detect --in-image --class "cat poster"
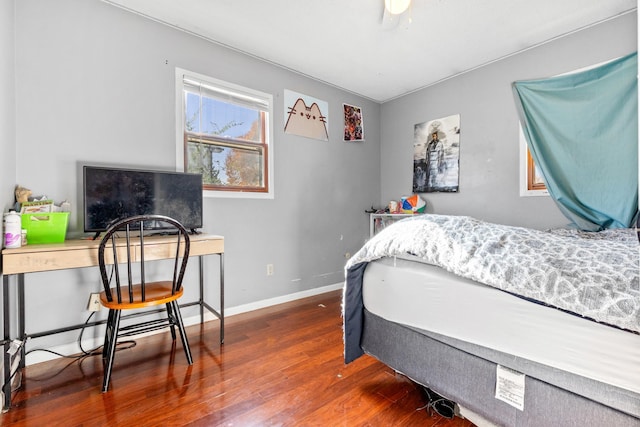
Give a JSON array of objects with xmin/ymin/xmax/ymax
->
[
  {"xmin": 343, "ymin": 104, "xmax": 364, "ymax": 142},
  {"xmin": 284, "ymin": 90, "xmax": 329, "ymax": 141},
  {"xmin": 413, "ymin": 114, "xmax": 460, "ymax": 193}
]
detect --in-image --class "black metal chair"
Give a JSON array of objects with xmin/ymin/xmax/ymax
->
[{"xmin": 98, "ymin": 214, "xmax": 193, "ymax": 392}]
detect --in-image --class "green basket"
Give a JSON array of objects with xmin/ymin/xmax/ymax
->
[{"xmin": 21, "ymin": 212, "xmax": 69, "ymax": 244}]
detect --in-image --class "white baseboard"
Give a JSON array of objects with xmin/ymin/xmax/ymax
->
[
  {"xmin": 457, "ymin": 405, "xmax": 499, "ymax": 427},
  {"xmin": 205, "ymin": 282, "xmax": 343, "ymax": 320},
  {"xmin": 25, "ymin": 283, "xmax": 343, "ymax": 366}
]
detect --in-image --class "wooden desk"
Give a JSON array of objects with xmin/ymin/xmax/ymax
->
[{"xmin": 1, "ymin": 234, "xmax": 224, "ymax": 411}]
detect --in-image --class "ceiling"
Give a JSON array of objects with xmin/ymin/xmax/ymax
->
[{"xmin": 102, "ymin": 0, "xmax": 637, "ymax": 103}]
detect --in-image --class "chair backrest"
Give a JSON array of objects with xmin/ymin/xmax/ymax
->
[{"xmin": 98, "ymin": 215, "xmax": 191, "ymax": 304}]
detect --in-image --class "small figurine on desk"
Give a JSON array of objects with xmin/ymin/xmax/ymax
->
[{"xmin": 14, "ymin": 185, "xmax": 32, "ymax": 211}]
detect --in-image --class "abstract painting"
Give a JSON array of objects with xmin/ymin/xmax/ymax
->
[{"xmin": 343, "ymin": 104, "xmax": 364, "ymax": 142}]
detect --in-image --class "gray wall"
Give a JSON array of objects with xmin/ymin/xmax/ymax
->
[
  {"xmin": 10, "ymin": 0, "xmax": 380, "ymax": 351},
  {"xmin": 381, "ymin": 12, "xmax": 637, "ymax": 230},
  {"xmin": 1, "ymin": 0, "xmax": 16, "ymax": 212}
]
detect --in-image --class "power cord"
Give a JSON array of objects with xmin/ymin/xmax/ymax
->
[
  {"xmin": 21, "ymin": 295, "xmax": 137, "ymax": 386},
  {"xmin": 15, "ymin": 259, "xmax": 144, "ymax": 388},
  {"xmin": 24, "ymin": 311, "xmax": 137, "ymax": 361}
]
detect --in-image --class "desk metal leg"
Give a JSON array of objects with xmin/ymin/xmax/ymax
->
[
  {"xmin": 199, "ymin": 256, "xmax": 204, "ymax": 324},
  {"xmin": 17, "ymin": 274, "xmax": 25, "ymax": 369},
  {"xmin": 3, "ymin": 275, "xmax": 12, "ymax": 412},
  {"xmin": 220, "ymin": 253, "xmax": 224, "ymax": 344},
  {"xmin": 197, "ymin": 253, "xmax": 224, "ymax": 344}
]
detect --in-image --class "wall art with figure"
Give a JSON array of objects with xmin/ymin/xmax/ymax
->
[{"xmin": 413, "ymin": 114, "xmax": 460, "ymax": 193}]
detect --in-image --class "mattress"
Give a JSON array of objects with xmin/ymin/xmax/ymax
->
[
  {"xmin": 362, "ymin": 256, "xmax": 640, "ymax": 400},
  {"xmin": 348, "ymin": 215, "xmax": 639, "ymax": 334}
]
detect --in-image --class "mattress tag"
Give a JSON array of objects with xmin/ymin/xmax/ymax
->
[{"xmin": 495, "ymin": 365, "xmax": 525, "ymax": 410}]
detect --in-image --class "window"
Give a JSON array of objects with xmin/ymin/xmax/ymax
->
[
  {"xmin": 526, "ymin": 149, "xmax": 547, "ymax": 191},
  {"xmin": 518, "ymin": 60, "xmax": 610, "ymax": 198},
  {"xmin": 519, "ymin": 126, "xmax": 549, "ymax": 197},
  {"xmin": 176, "ymin": 69, "xmax": 273, "ymax": 198}
]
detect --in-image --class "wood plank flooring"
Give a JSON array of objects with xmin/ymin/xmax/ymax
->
[{"xmin": 1, "ymin": 290, "xmax": 476, "ymax": 426}]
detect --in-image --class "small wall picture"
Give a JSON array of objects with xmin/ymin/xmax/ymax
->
[
  {"xmin": 284, "ymin": 90, "xmax": 329, "ymax": 141},
  {"xmin": 413, "ymin": 114, "xmax": 460, "ymax": 193},
  {"xmin": 343, "ymin": 104, "xmax": 364, "ymax": 141}
]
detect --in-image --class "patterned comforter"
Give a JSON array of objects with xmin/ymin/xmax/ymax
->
[{"xmin": 343, "ymin": 214, "xmax": 639, "ymax": 363}]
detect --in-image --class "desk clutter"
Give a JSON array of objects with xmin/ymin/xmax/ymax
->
[{"xmin": 3, "ymin": 185, "xmax": 70, "ymax": 248}]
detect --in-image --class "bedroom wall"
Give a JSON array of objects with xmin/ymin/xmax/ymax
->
[
  {"xmin": 380, "ymin": 11, "xmax": 638, "ymax": 230},
  {"xmin": 0, "ymin": 0, "xmax": 16, "ymax": 213},
  {"xmin": 11, "ymin": 0, "xmax": 380, "ymax": 354}
]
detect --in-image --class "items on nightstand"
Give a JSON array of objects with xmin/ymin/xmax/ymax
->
[
  {"xmin": 385, "ymin": 194, "xmax": 427, "ymax": 214},
  {"xmin": 400, "ymin": 194, "xmax": 426, "ymax": 214},
  {"xmin": 368, "ymin": 194, "xmax": 426, "ymax": 237}
]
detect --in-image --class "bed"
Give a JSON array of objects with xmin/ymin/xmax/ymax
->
[{"xmin": 343, "ymin": 214, "xmax": 640, "ymax": 426}]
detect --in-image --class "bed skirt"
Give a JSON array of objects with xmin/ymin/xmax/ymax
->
[{"xmin": 361, "ymin": 309, "xmax": 640, "ymax": 427}]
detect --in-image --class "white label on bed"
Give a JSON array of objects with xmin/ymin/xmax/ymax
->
[{"xmin": 495, "ymin": 365, "xmax": 525, "ymax": 410}]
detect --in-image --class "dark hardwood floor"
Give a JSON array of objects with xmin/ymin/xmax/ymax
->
[{"xmin": 2, "ymin": 290, "xmax": 475, "ymax": 426}]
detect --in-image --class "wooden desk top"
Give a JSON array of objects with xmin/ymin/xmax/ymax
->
[{"xmin": 1, "ymin": 234, "xmax": 223, "ymax": 275}]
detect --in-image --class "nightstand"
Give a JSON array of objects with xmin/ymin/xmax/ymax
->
[{"xmin": 369, "ymin": 213, "xmax": 416, "ymax": 237}]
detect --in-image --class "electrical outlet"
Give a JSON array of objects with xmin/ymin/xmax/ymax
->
[
  {"xmin": 87, "ymin": 293, "xmax": 101, "ymax": 312},
  {"xmin": 345, "ymin": 252, "xmax": 351, "ymax": 259},
  {"xmin": 266, "ymin": 264, "xmax": 274, "ymax": 276}
]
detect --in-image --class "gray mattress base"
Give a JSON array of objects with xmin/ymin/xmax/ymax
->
[{"xmin": 361, "ymin": 309, "xmax": 640, "ymax": 427}]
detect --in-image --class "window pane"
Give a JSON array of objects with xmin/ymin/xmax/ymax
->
[
  {"xmin": 187, "ymin": 139, "xmax": 265, "ymax": 189},
  {"xmin": 185, "ymin": 92, "xmax": 201, "ymax": 133},
  {"xmin": 202, "ymin": 98, "xmax": 262, "ymax": 143},
  {"xmin": 223, "ymin": 145, "xmax": 264, "ymax": 187},
  {"xmin": 185, "ymin": 93, "xmax": 263, "ymax": 143}
]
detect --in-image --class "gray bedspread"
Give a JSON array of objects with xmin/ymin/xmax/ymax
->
[{"xmin": 343, "ymin": 214, "xmax": 639, "ymax": 363}]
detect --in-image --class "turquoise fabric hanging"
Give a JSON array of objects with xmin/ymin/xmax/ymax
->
[{"xmin": 513, "ymin": 52, "xmax": 638, "ymax": 231}]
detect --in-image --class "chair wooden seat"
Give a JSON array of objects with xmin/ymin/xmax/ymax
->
[
  {"xmin": 99, "ymin": 282, "xmax": 183, "ymax": 310},
  {"xmin": 98, "ymin": 214, "xmax": 193, "ymax": 392}
]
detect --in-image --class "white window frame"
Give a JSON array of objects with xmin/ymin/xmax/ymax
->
[{"xmin": 175, "ymin": 68, "xmax": 274, "ymax": 199}]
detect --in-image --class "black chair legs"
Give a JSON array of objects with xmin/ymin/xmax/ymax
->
[
  {"xmin": 171, "ymin": 300, "xmax": 193, "ymax": 365},
  {"xmin": 102, "ymin": 309, "xmax": 116, "ymax": 359},
  {"xmin": 101, "ymin": 304, "xmax": 193, "ymax": 392},
  {"xmin": 102, "ymin": 309, "xmax": 122, "ymax": 392},
  {"xmin": 166, "ymin": 302, "xmax": 177, "ymax": 340}
]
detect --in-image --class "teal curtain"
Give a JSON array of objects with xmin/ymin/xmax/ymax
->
[{"xmin": 513, "ymin": 52, "xmax": 638, "ymax": 231}]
